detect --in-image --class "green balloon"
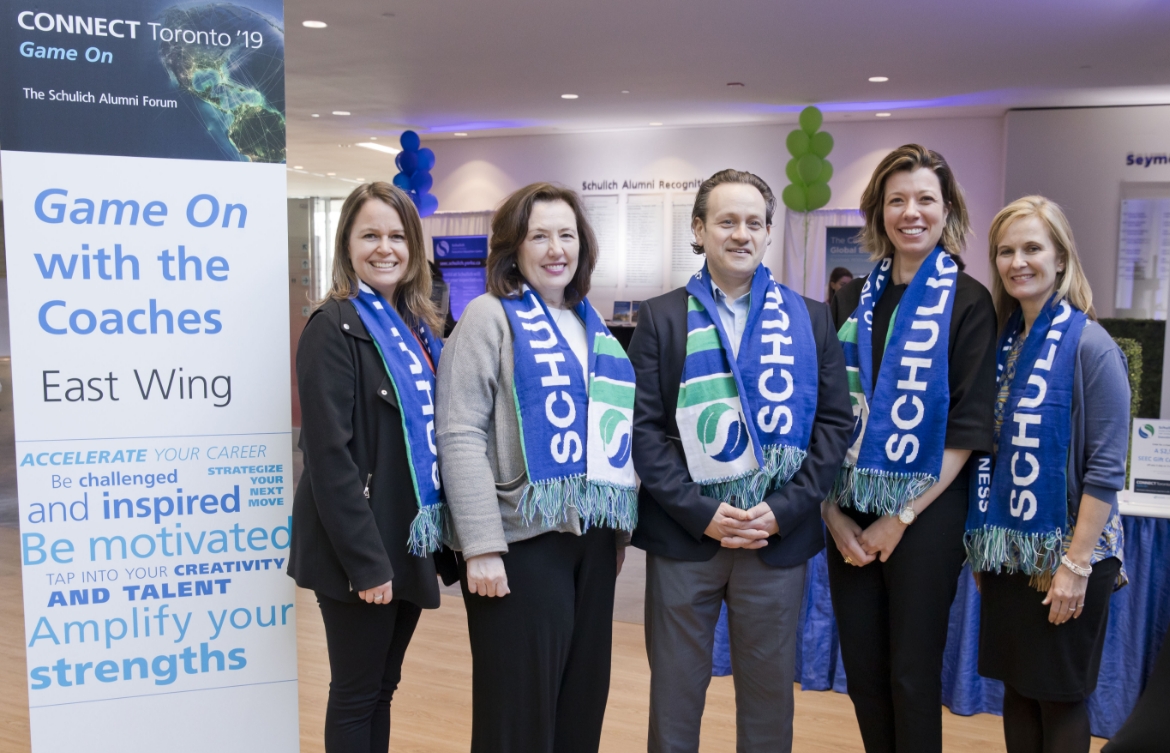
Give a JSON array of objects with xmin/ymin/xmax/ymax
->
[
  {"xmin": 810, "ymin": 131, "xmax": 834, "ymax": 158},
  {"xmin": 782, "ymin": 183, "xmax": 808, "ymax": 213},
  {"xmin": 798, "ymin": 154, "xmax": 823, "ymax": 184},
  {"xmin": 818, "ymin": 159, "xmax": 834, "ymax": 183},
  {"xmin": 799, "ymin": 106, "xmax": 823, "ymax": 135},
  {"xmin": 806, "ymin": 182, "xmax": 831, "ymax": 211},
  {"xmin": 785, "ymin": 157, "xmax": 803, "ymax": 186},
  {"xmin": 786, "ymin": 129, "xmax": 810, "ymax": 157}
]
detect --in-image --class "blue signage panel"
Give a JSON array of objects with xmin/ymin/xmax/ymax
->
[
  {"xmin": 434, "ymin": 235, "xmax": 488, "ymax": 321},
  {"xmin": 825, "ymin": 226, "xmax": 872, "ymax": 283}
]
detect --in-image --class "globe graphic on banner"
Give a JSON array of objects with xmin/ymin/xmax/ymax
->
[{"xmin": 156, "ymin": 3, "xmax": 286, "ymax": 163}]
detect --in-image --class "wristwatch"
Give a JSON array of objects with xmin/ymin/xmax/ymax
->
[{"xmin": 898, "ymin": 506, "xmax": 917, "ymax": 526}]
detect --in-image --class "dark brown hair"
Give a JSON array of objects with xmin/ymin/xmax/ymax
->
[
  {"xmin": 486, "ymin": 183, "xmax": 598, "ymax": 307},
  {"xmin": 690, "ymin": 169, "xmax": 777, "ymax": 254},
  {"xmin": 858, "ymin": 144, "xmax": 970, "ymax": 261},
  {"xmin": 323, "ymin": 182, "xmax": 441, "ymax": 334}
]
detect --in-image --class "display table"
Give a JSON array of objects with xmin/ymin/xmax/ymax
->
[{"xmin": 711, "ymin": 516, "xmax": 1170, "ymax": 738}]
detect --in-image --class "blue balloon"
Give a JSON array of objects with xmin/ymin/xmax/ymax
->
[
  {"xmin": 394, "ymin": 152, "xmax": 404, "ymax": 171},
  {"xmin": 398, "ymin": 150, "xmax": 418, "ymax": 176},
  {"xmin": 392, "ymin": 172, "xmax": 412, "ymax": 190},
  {"xmin": 411, "ymin": 170, "xmax": 433, "ymax": 193},
  {"xmin": 417, "ymin": 148, "xmax": 435, "ymax": 172},
  {"xmin": 418, "ymin": 193, "xmax": 439, "ymax": 217},
  {"xmin": 399, "ymin": 130, "xmax": 421, "ymax": 152}
]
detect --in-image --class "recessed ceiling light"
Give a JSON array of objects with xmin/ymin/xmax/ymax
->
[
  {"xmin": 876, "ymin": 112, "xmax": 892, "ymax": 117},
  {"xmin": 302, "ymin": 20, "xmax": 327, "ymax": 28},
  {"xmin": 454, "ymin": 132, "xmax": 468, "ymax": 136},
  {"xmin": 332, "ymin": 110, "xmax": 350, "ymax": 116},
  {"xmin": 649, "ymin": 122, "xmax": 663, "ymax": 126},
  {"xmin": 356, "ymin": 141, "xmax": 402, "ymax": 155},
  {"xmin": 621, "ymin": 90, "xmax": 630, "ymax": 94},
  {"xmin": 356, "ymin": 178, "xmax": 365, "ymax": 182},
  {"xmin": 868, "ymin": 76, "xmax": 889, "ymax": 82},
  {"xmin": 369, "ymin": 136, "xmax": 377, "ymax": 140},
  {"xmin": 326, "ymin": 172, "xmax": 336, "ymax": 176},
  {"xmin": 561, "ymin": 94, "xmax": 579, "ymax": 99},
  {"xmin": 726, "ymin": 82, "xmax": 745, "ymax": 88},
  {"xmin": 293, "ymin": 165, "xmax": 303, "ymax": 169},
  {"xmin": 311, "ymin": 113, "xmax": 320, "ymax": 118}
]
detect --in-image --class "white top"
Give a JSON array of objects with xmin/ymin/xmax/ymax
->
[{"xmin": 550, "ymin": 306, "xmax": 589, "ymax": 383}]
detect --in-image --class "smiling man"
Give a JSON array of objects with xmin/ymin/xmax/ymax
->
[{"xmin": 628, "ymin": 169, "xmax": 853, "ymax": 753}]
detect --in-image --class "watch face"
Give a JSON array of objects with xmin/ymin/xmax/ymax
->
[{"xmin": 900, "ymin": 508, "xmax": 915, "ymax": 524}]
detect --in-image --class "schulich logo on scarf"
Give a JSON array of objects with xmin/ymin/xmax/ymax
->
[
  {"xmin": 600, "ymin": 409, "xmax": 632, "ymax": 468},
  {"xmin": 696, "ymin": 403, "xmax": 750, "ymax": 462}
]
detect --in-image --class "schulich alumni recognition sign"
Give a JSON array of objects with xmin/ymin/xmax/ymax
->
[{"xmin": 0, "ymin": 1, "xmax": 298, "ymax": 750}]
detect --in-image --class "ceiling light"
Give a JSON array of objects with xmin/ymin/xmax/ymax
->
[
  {"xmin": 649, "ymin": 122, "xmax": 663, "ymax": 126},
  {"xmin": 369, "ymin": 136, "xmax": 377, "ymax": 140},
  {"xmin": 876, "ymin": 112, "xmax": 892, "ymax": 117},
  {"xmin": 621, "ymin": 90, "xmax": 630, "ymax": 94},
  {"xmin": 356, "ymin": 141, "xmax": 402, "ymax": 155},
  {"xmin": 332, "ymin": 110, "xmax": 350, "ymax": 116},
  {"xmin": 561, "ymin": 94, "xmax": 579, "ymax": 99},
  {"xmin": 311, "ymin": 113, "xmax": 320, "ymax": 118},
  {"xmin": 293, "ymin": 165, "xmax": 303, "ymax": 169},
  {"xmin": 356, "ymin": 178, "xmax": 365, "ymax": 182},
  {"xmin": 302, "ymin": 20, "xmax": 327, "ymax": 28},
  {"xmin": 868, "ymin": 76, "xmax": 889, "ymax": 82},
  {"xmin": 326, "ymin": 172, "xmax": 336, "ymax": 176},
  {"xmin": 454, "ymin": 132, "xmax": 468, "ymax": 136}
]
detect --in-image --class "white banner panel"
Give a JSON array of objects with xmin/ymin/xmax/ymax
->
[{"xmin": 0, "ymin": 1, "xmax": 297, "ymax": 749}]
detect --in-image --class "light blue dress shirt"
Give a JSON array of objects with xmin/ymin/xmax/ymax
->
[{"xmin": 710, "ymin": 279, "xmax": 751, "ymax": 358}]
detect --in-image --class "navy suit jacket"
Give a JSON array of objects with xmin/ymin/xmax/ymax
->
[{"xmin": 629, "ymin": 284, "xmax": 854, "ymax": 567}]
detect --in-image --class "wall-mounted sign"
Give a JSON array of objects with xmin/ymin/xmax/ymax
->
[{"xmin": 434, "ymin": 235, "xmax": 488, "ymax": 320}]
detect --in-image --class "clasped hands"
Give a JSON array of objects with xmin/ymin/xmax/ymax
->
[
  {"xmin": 704, "ymin": 502, "xmax": 779, "ymax": 548},
  {"xmin": 822, "ymin": 502, "xmax": 907, "ymax": 566}
]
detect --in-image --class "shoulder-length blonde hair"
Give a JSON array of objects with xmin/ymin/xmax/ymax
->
[
  {"xmin": 322, "ymin": 182, "xmax": 441, "ymax": 334},
  {"xmin": 858, "ymin": 144, "xmax": 970, "ymax": 261},
  {"xmin": 987, "ymin": 196, "xmax": 1095, "ymax": 331}
]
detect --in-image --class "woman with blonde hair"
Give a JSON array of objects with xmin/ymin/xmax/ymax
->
[
  {"xmin": 287, "ymin": 182, "xmax": 445, "ymax": 752},
  {"xmin": 966, "ymin": 196, "xmax": 1128, "ymax": 753},
  {"xmin": 824, "ymin": 144, "xmax": 999, "ymax": 752}
]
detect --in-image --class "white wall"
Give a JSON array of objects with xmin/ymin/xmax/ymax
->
[
  {"xmin": 425, "ymin": 116, "xmax": 1005, "ymax": 313},
  {"xmin": 1005, "ymin": 105, "xmax": 1170, "ymax": 318}
]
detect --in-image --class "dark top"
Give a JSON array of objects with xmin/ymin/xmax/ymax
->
[
  {"xmin": 286, "ymin": 298, "xmax": 440, "ymax": 608},
  {"xmin": 629, "ymin": 286, "xmax": 855, "ymax": 567},
  {"xmin": 830, "ymin": 270, "xmax": 997, "ymax": 454}
]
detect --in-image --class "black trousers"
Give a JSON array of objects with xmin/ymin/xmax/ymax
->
[
  {"xmin": 826, "ymin": 478, "xmax": 969, "ymax": 753},
  {"xmin": 461, "ymin": 527, "xmax": 617, "ymax": 753},
  {"xmin": 316, "ymin": 593, "xmax": 423, "ymax": 753}
]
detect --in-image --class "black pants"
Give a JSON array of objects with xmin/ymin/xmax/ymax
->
[
  {"xmin": 461, "ymin": 527, "xmax": 617, "ymax": 753},
  {"xmin": 826, "ymin": 478, "xmax": 969, "ymax": 753},
  {"xmin": 1002, "ymin": 683, "xmax": 1091, "ymax": 753},
  {"xmin": 316, "ymin": 593, "xmax": 423, "ymax": 753}
]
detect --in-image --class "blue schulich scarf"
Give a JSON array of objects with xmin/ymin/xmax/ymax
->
[
  {"xmin": 965, "ymin": 297, "xmax": 1087, "ymax": 582},
  {"xmin": 835, "ymin": 245, "xmax": 957, "ymax": 515},
  {"xmin": 499, "ymin": 285, "xmax": 638, "ymax": 532},
  {"xmin": 675, "ymin": 264, "xmax": 818, "ymax": 507},
  {"xmin": 350, "ymin": 283, "xmax": 445, "ymax": 556}
]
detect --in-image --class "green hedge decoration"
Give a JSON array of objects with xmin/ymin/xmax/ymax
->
[
  {"xmin": 1100, "ymin": 318, "xmax": 1163, "ymax": 418},
  {"xmin": 1113, "ymin": 337, "xmax": 1142, "ymax": 488},
  {"xmin": 782, "ymin": 106, "xmax": 833, "ymax": 213}
]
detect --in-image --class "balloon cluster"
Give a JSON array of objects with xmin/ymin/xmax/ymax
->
[
  {"xmin": 782, "ymin": 107, "xmax": 834, "ymax": 213},
  {"xmin": 391, "ymin": 130, "xmax": 439, "ymax": 217}
]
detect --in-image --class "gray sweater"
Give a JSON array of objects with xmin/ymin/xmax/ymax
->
[
  {"xmin": 436, "ymin": 294, "xmax": 587, "ymax": 557},
  {"xmin": 1068, "ymin": 320, "xmax": 1130, "ymax": 515}
]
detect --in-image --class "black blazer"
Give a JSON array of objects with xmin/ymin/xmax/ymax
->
[
  {"xmin": 287, "ymin": 299, "xmax": 441, "ymax": 607},
  {"xmin": 629, "ymin": 284, "xmax": 854, "ymax": 567}
]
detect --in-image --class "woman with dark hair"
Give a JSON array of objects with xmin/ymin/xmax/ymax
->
[
  {"xmin": 968, "ymin": 196, "xmax": 1128, "ymax": 753},
  {"xmin": 824, "ymin": 144, "xmax": 998, "ymax": 752},
  {"xmin": 826, "ymin": 266, "xmax": 854, "ymax": 303},
  {"xmin": 287, "ymin": 182, "xmax": 445, "ymax": 752},
  {"xmin": 435, "ymin": 183, "xmax": 637, "ymax": 752}
]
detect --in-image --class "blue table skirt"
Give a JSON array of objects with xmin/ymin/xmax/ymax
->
[{"xmin": 712, "ymin": 515, "xmax": 1170, "ymax": 738}]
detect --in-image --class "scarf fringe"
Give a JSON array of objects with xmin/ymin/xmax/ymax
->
[
  {"xmin": 963, "ymin": 525, "xmax": 1063, "ymax": 592},
  {"xmin": 579, "ymin": 480, "xmax": 639, "ymax": 532},
  {"xmin": 833, "ymin": 465, "xmax": 936, "ymax": 516},
  {"xmin": 519, "ymin": 475, "xmax": 638, "ymax": 532},
  {"xmin": 407, "ymin": 503, "xmax": 446, "ymax": 557},
  {"xmin": 701, "ymin": 444, "xmax": 807, "ymax": 509}
]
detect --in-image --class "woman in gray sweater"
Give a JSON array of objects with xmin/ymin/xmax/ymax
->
[
  {"xmin": 435, "ymin": 183, "xmax": 636, "ymax": 753},
  {"xmin": 966, "ymin": 196, "xmax": 1129, "ymax": 753}
]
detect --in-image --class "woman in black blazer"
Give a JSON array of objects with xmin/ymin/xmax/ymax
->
[{"xmin": 287, "ymin": 182, "xmax": 445, "ymax": 752}]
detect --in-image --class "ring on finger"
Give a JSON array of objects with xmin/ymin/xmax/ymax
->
[{"xmin": 844, "ymin": 556, "xmax": 854, "ymax": 565}]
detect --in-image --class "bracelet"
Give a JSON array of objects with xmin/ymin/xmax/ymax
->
[{"xmin": 1061, "ymin": 555, "xmax": 1092, "ymax": 578}]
